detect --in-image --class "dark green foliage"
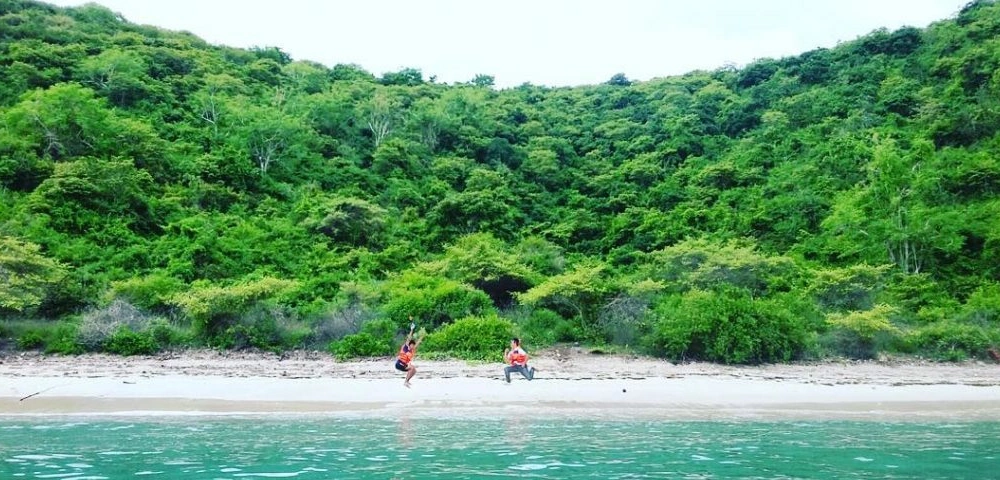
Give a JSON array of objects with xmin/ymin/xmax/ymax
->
[
  {"xmin": 515, "ymin": 308, "xmax": 573, "ymax": 346},
  {"xmin": 330, "ymin": 332, "xmax": 387, "ymax": 360},
  {"xmin": 646, "ymin": 288, "xmax": 811, "ymax": 364},
  {"xmin": 905, "ymin": 321, "xmax": 999, "ymax": 361},
  {"xmin": 422, "ymin": 315, "xmax": 515, "ymax": 361},
  {"xmin": 43, "ymin": 322, "xmax": 83, "ymax": 355},
  {"xmin": 329, "ymin": 318, "xmax": 398, "ymax": 360},
  {"xmin": 104, "ymin": 326, "xmax": 158, "ymax": 356},
  {"xmin": 16, "ymin": 331, "xmax": 45, "ymax": 350}
]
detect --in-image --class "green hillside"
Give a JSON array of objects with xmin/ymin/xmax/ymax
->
[{"xmin": 2, "ymin": 0, "xmax": 999, "ymax": 362}]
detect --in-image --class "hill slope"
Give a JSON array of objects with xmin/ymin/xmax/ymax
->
[{"xmin": 1, "ymin": 0, "xmax": 999, "ymax": 362}]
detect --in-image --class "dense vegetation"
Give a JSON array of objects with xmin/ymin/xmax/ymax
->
[{"xmin": 2, "ymin": 0, "xmax": 999, "ymax": 363}]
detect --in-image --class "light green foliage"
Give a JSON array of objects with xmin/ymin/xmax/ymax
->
[
  {"xmin": 512, "ymin": 307, "xmax": 580, "ymax": 345},
  {"xmin": 27, "ymin": 157, "xmax": 155, "ymax": 234},
  {"xmin": 107, "ymin": 273, "xmax": 185, "ymax": 311},
  {"xmin": 514, "ymin": 237, "xmax": 566, "ymax": 276},
  {"xmin": 807, "ymin": 264, "xmax": 893, "ymax": 312},
  {"xmin": 169, "ymin": 277, "xmax": 299, "ymax": 336},
  {"xmin": 960, "ymin": 283, "xmax": 1000, "ymax": 325},
  {"xmin": 826, "ymin": 304, "xmax": 901, "ymax": 341},
  {"xmin": 421, "ymin": 315, "xmax": 514, "ymax": 361},
  {"xmin": 821, "ymin": 138, "xmax": 965, "ymax": 274},
  {"xmin": 518, "ymin": 263, "xmax": 608, "ymax": 323},
  {"xmin": 422, "ymin": 233, "xmax": 540, "ymax": 307},
  {"xmin": 643, "ymin": 238, "xmax": 801, "ymax": 297},
  {"xmin": 0, "ymin": 235, "xmax": 66, "ymax": 314},
  {"xmin": 824, "ymin": 304, "xmax": 901, "ymax": 359}
]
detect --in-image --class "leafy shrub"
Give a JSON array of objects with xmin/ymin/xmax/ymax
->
[
  {"xmin": 823, "ymin": 304, "xmax": 901, "ymax": 359},
  {"xmin": 149, "ymin": 319, "xmax": 189, "ymax": 348},
  {"xmin": 905, "ymin": 322, "xmax": 998, "ymax": 361},
  {"xmin": 960, "ymin": 283, "xmax": 1000, "ymax": 325},
  {"xmin": 381, "ymin": 272, "xmax": 494, "ymax": 328},
  {"xmin": 641, "ymin": 238, "xmax": 802, "ymax": 297},
  {"xmin": 422, "ymin": 315, "xmax": 514, "ymax": 361},
  {"xmin": 169, "ymin": 277, "xmax": 299, "ymax": 338},
  {"xmin": 882, "ymin": 273, "xmax": 956, "ymax": 321},
  {"xmin": 328, "ymin": 318, "xmax": 398, "ymax": 360},
  {"xmin": 105, "ymin": 326, "xmax": 159, "ymax": 356},
  {"xmin": 77, "ymin": 300, "xmax": 153, "ymax": 351},
  {"xmin": 514, "ymin": 308, "xmax": 563, "ymax": 346},
  {"xmin": 645, "ymin": 288, "xmax": 810, "ymax": 364},
  {"xmin": 211, "ymin": 306, "xmax": 300, "ymax": 352},
  {"xmin": 330, "ymin": 333, "xmax": 386, "ymax": 360},
  {"xmin": 310, "ymin": 301, "xmax": 376, "ymax": 347},
  {"xmin": 16, "ymin": 331, "xmax": 45, "ymax": 350},
  {"xmin": 107, "ymin": 273, "xmax": 185, "ymax": 311},
  {"xmin": 44, "ymin": 322, "xmax": 83, "ymax": 355},
  {"xmin": 807, "ymin": 264, "xmax": 891, "ymax": 312}
]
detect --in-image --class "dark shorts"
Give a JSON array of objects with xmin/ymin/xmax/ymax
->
[{"xmin": 395, "ymin": 359, "xmax": 409, "ymax": 372}]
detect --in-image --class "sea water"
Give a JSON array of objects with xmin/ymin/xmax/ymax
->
[{"xmin": 1, "ymin": 417, "xmax": 997, "ymax": 479}]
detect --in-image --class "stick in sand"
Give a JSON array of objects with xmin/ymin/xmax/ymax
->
[{"xmin": 19, "ymin": 385, "xmax": 61, "ymax": 402}]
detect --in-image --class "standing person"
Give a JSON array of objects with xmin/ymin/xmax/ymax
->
[
  {"xmin": 503, "ymin": 337, "xmax": 536, "ymax": 383},
  {"xmin": 395, "ymin": 317, "xmax": 424, "ymax": 388}
]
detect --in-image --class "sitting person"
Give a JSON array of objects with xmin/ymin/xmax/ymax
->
[{"xmin": 503, "ymin": 337, "xmax": 536, "ymax": 383}]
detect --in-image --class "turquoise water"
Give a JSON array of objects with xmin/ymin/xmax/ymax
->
[{"xmin": 2, "ymin": 417, "xmax": 998, "ymax": 479}]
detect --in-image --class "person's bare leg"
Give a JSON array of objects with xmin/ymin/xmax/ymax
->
[{"xmin": 404, "ymin": 365, "xmax": 416, "ymax": 387}]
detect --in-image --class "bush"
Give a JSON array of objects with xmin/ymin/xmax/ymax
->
[
  {"xmin": 204, "ymin": 304, "xmax": 308, "ymax": 352},
  {"xmin": 808, "ymin": 264, "xmax": 891, "ymax": 312},
  {"xmin": 514, "ymin": 308, "xmax": 562, "ymax": 346},
  {"xmin": 905, "ymin": 322, "xmax": 998, "ymax": 361},
  {"xmin": 824, "ymin": 304, "xmax": 901, "ymax": 359},
  {"xmin": 380, "ymin": 272, "xmax": 494, "ymax": 328},
  {"xmin": 961, "ymin": 283, "xmax": 1000, "ymax": 325},
  {"xmin": 328, "ymin": 318, "xmax": 398, "ymax": 360},
  {"xmin": 16, "ymin": 331, "xmax": 45, "ymax": 350},
  {"xmin": 77, "ymin": 300, "xmax": 153, "ymax": 351},
  {"xmin": 149, "ymin": 319, "xmax": 190, "ymax": 349},
  {"xmin": 169, "ymin": 277, "xmax": 299, "ymax": 338},
  {"xmin": 330, "ymin": 332, "xmax": 387, "ymax": 360},
  {"xmin": 107, "ymin": 273, "xmax": 185, "ymax": 311},
  {"xmin": 44, "ymin": 322, "xmax": 83, "ymax": 355},
  {"xmin": 105, "ymin": 326, "xmax": 159, "ymax": 356},
  {"xmin": 645, "ymin": 288, "xmax": 811, "ymax": 364},
  {"xmin": 310, "ymin": 301, "xmax": 376, "ymax": 347},
  {"xmin": 422, "ymin": 315, "xmax": 514, "ymax": 361}
]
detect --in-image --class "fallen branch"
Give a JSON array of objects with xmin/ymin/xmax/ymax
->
[{"xmin": 19, "ymin": 385, "xmax": 60, "ymax": 402}]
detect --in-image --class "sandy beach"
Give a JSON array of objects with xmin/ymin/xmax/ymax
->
[{"xmin": 2, "ymin": 349, "xmax": 999, "ymax": 420}]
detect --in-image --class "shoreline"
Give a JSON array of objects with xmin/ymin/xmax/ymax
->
[{"xmin": 2, "ymin": 351, "xmax": 999, "ymax": 419}]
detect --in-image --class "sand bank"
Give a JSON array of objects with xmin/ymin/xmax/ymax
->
[{"xmin": 2, "ymin": 351, "xmax": 998, "ymax": 419}]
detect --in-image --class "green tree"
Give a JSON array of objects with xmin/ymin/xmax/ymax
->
[{"xmin": 0, "ymin": 236, "xmax": 67, "ymax": 315}]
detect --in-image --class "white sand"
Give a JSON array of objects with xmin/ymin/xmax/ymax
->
[{"xmin": 2, "ymin": 350, "xmax": 999, "ymax": 419}]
